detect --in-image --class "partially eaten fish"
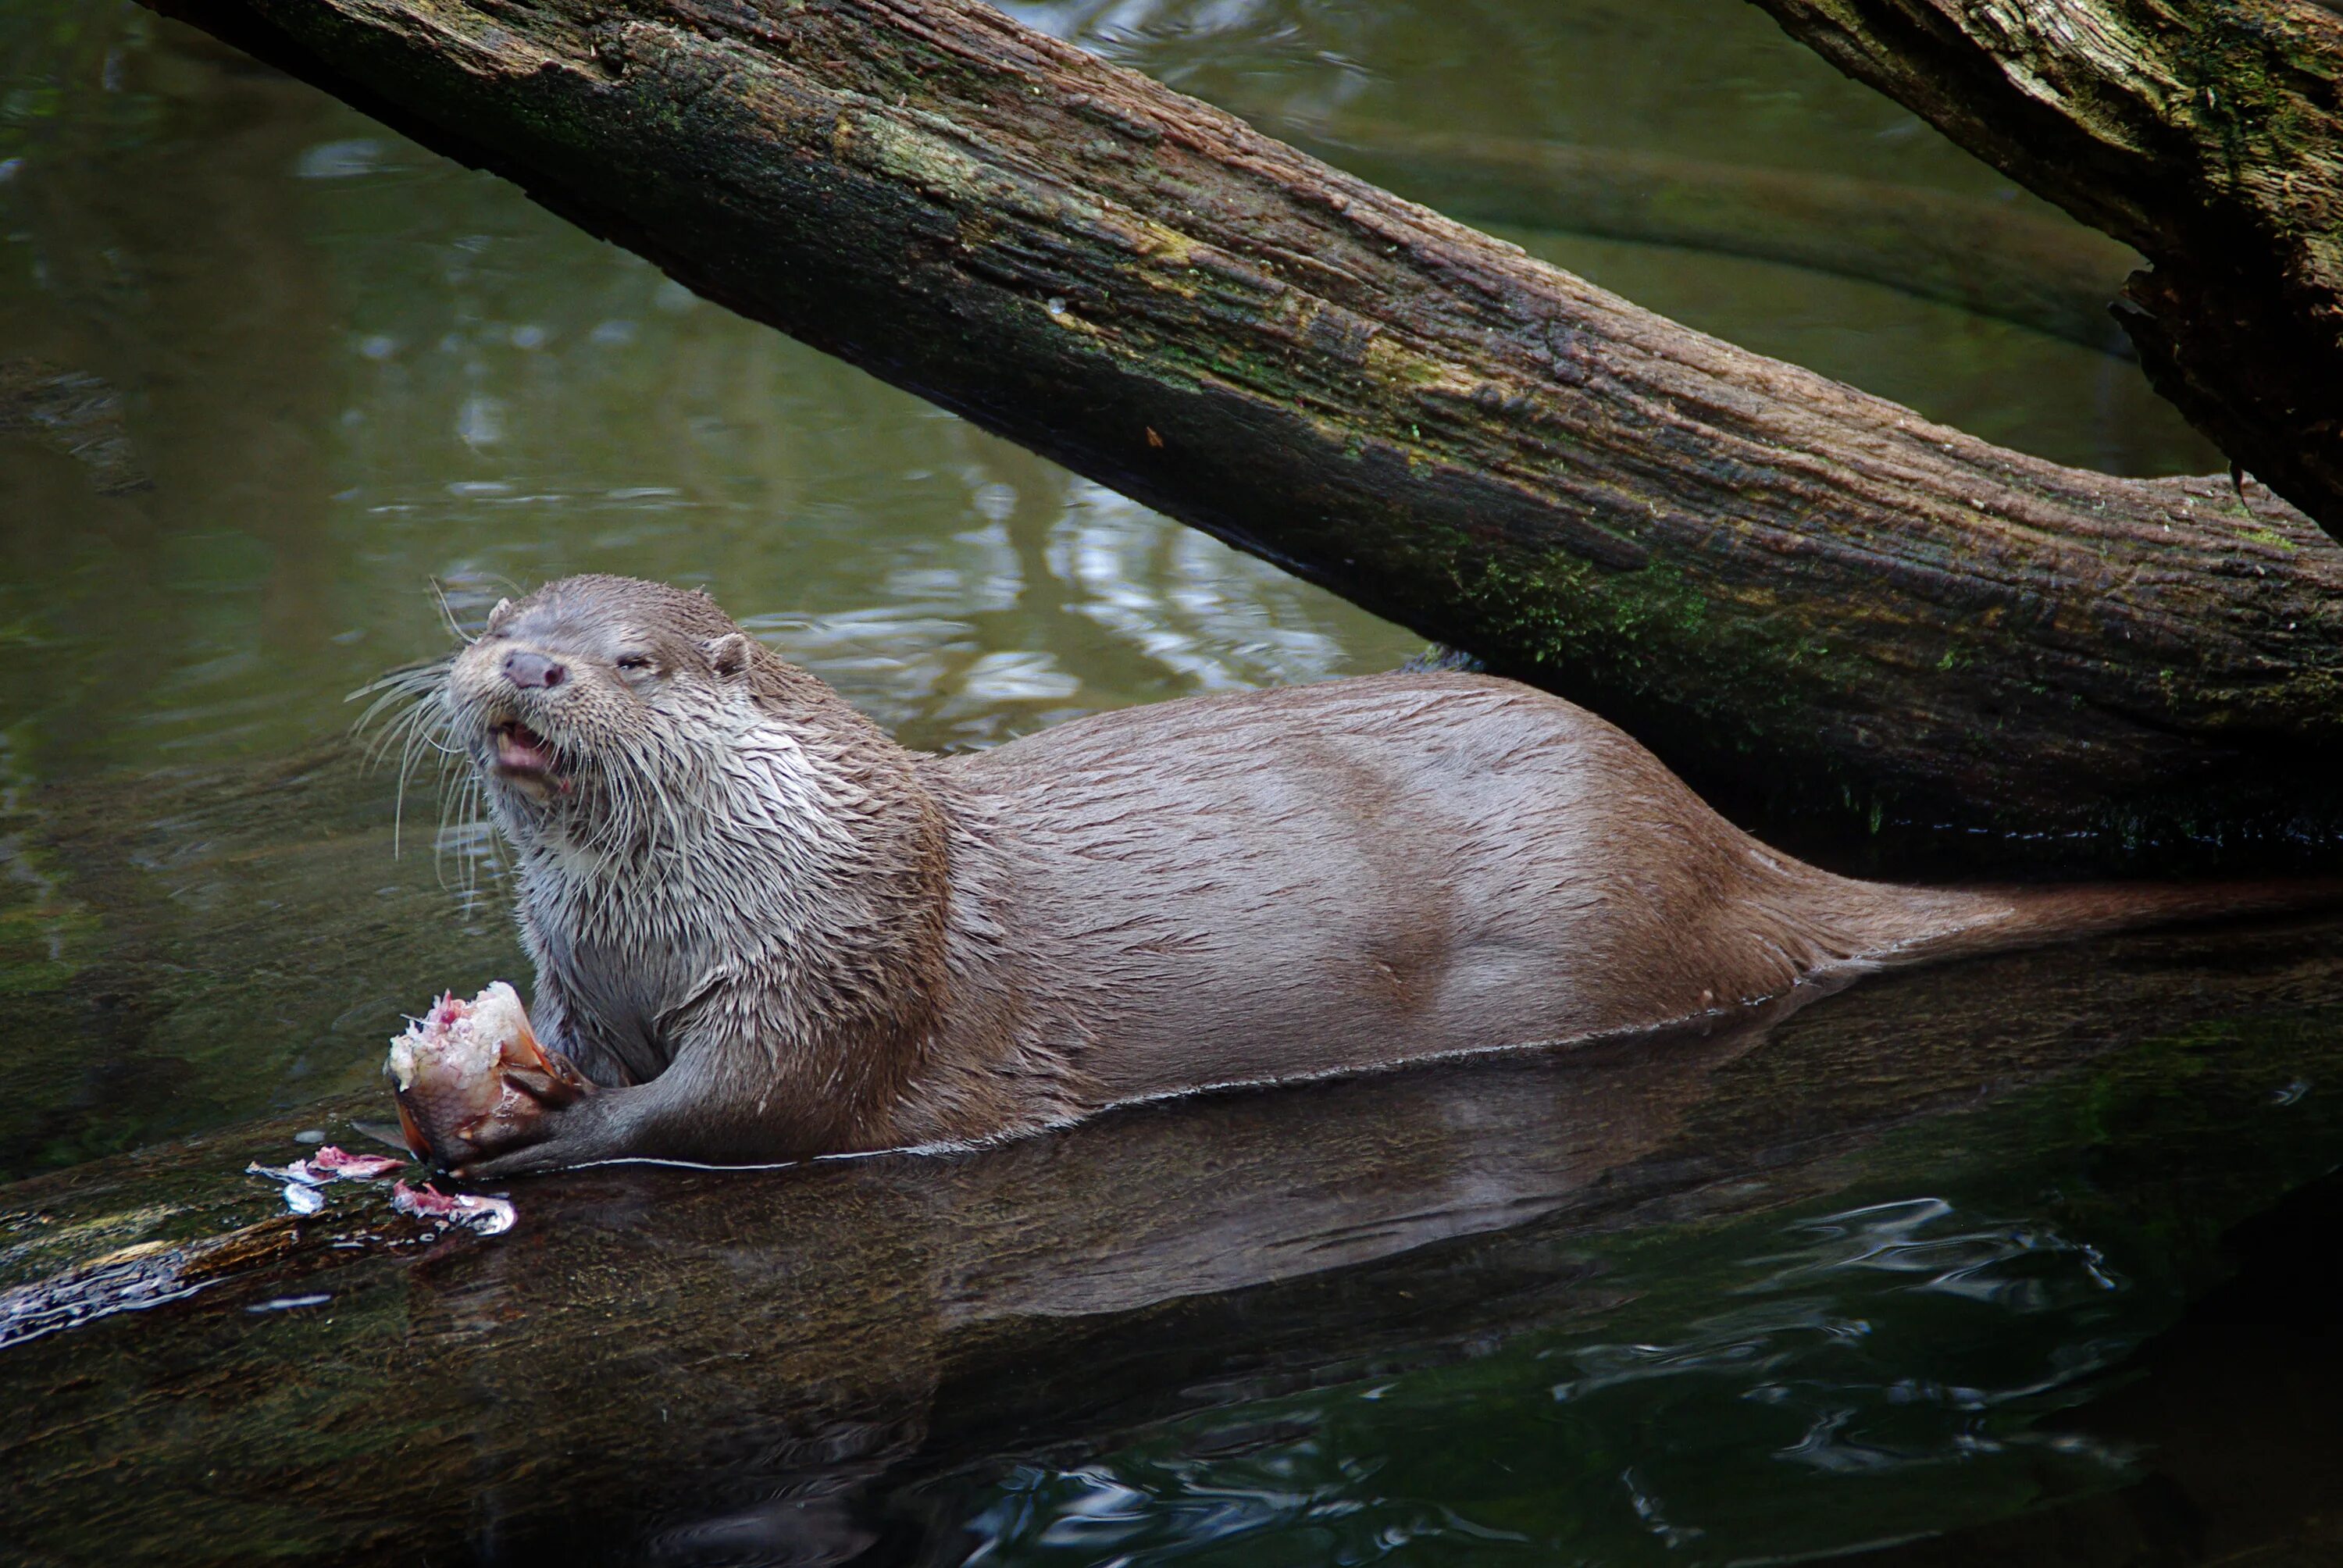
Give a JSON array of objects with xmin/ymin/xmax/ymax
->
[
  {"xmin": 307, "ymin": 1145, "xmax": 407, "ymax": 1181},
  {"xmin": 385, "ymin": 981, "xmax": 589, "ymax": 1168},
  {"xmin": 245, "ymin": 1144, "xmax": 408, "ymax": 1189},
  {"xmin": 244, "ymin": 1142, "xmax": 411, "ymax": 1215},
  {"xmin": 391, "ymin": 1180, "xmax": 518, "ymax": 1236}
]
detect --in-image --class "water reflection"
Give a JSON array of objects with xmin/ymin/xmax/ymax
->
[{"xmin": 921, "ymin": 1156, "xmax": 2211, "ymax": 1566}]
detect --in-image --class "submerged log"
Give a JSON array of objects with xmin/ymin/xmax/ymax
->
[
  {"xmin": 5, "ymin": 913, "xmax": 2341, "ymax": 1561},
  {"xmin": 1747, "ymin": 0, "xmax": 2343, "ymax": 543},
  {"xmin": 139, "ymin": 0, "xmax": 2343, "ymax": 850}
]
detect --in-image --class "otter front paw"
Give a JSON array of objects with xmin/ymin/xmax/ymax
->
[{"xmin": 385, "ymin": 982, "xmax": 594, "ymax": 1171}]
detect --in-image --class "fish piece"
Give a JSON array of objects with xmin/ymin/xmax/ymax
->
[
  {"xmin": 384, "ymin": 981, "xmax": 586, "ymax": 1165},
  {"xmin": 386, "ymin": 984, "xmax": 538, "ymax": 1107},
  {"xmin": 245, "ymin": 1145, "xmax": 405, "ymax": 1194},
  {"xmin": 244, "ymin": 1160, "xmax": 328, "ymax": 1188},
  {"xmin": 390, "ymin": 1180, "xmax": 517, "ymax": 1237},
  {"xmin": 282, "ymin": 1184, "xmax": 326, "ymax": 1217},
  {"xmin": 307, "ymin": 1146, "xmax": 406, "ymax": 1181}
]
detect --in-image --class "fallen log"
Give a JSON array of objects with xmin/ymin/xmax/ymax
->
[
  {"xmin": 138, "ymin": 0, "xmax": 2343, "ymax": 851},
  {"xmin": 1746, "ymin": 0, "xmax": 2343, "ymax": 544},
  {"xmin": 5, "ymin": 913, "xmax": 2340, "ymax": 1562}
]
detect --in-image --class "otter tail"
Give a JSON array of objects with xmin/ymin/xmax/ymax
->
[{"xmin": 1853, "ymin": 877, "xmax": 2343, "ymax": 969}]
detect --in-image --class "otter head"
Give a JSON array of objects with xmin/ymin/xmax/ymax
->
[{"xmin": 445, "ymin": 574, "xmax": 760, "ymax": 856}]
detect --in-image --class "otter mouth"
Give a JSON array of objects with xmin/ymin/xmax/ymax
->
[{"xmin": 490, "ymin": 721, "xmax": 566, "ymax": 791}]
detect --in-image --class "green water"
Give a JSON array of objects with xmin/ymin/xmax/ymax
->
[{"xmin": 0, "ymin": 2, "xmax": 2324, "ymax": 1565}]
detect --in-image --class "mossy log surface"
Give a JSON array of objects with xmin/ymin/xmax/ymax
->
[
  {"xmin": 5, "ymin": 914, "xmax": 2341, "ymax": 1563},
  {"xmin": 1748, "ymin": 0, "xmax": 2343, "ymax": 543},
  {"xmin": 141, "ymin": 0, "xmax": 2343, "ymax": 844}
]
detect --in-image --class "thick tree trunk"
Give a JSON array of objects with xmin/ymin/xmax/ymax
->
[
  {"xmin": 1746, "ymin": 0, "xmax": 2343, "ymax": 543},
  {"xmin": 138, "ymin": 0, "xmax": 2343, "ymax": 848}
]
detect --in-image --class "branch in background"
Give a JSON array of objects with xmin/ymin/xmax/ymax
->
[{"xmin": 1746, "ymin": 0, "xmax": 2343, "ymax": 538}]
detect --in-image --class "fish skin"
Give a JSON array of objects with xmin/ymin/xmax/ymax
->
[{"xmin": 390, "ymin": 1180, "xmax": 517, "ymax": 1237}]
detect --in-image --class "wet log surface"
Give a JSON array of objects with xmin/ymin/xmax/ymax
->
[
  {"xmin": 1748, "ymin": 0, "xmax": 2343, "ymax": 543},
  {"xmin": 137, "ymin": 0, "xmax": 2343, "ymax": 853},
  {"xmin": 3, "ymin": 911, "xmax": 2341, "ymax": 1563}
]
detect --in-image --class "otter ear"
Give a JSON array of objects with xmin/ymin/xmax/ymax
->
[
  {"xmin": 485, "ymin": 597, "xmax": 515, "ymax": 632},
  {"xmin": 704, "ymin": 633, "xmax": 752, "ymax": 680}
]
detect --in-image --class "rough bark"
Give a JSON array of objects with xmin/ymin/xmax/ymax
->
[
  {"xmin": 1746, "ymin": 0, "xmax": 2343, "ymax": 538},
  {"xmin": 137, "ymin": 0, "xmax": 2343, "ymax": 848},
  {"xmin": 4, "ymin": 913, "xmax": 2338, "ymax": 1562}
]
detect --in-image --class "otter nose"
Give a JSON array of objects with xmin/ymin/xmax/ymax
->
[{"xmin": 501, "ymin": 649, "xmax": 568, "ymax": 690}]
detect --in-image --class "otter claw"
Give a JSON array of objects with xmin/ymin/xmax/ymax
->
[{"xmin": 502, "ymin": 1063, "xmax": 590, "ymax": 1107}]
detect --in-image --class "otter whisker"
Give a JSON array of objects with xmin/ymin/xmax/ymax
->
[
  {"xmin": 373, "ymin": 690, "xmax": 449, "ymax": 773},
  {"xmin": 356, "ymin": 696, "xmax": 435, "ymax": 776},
  {"xmin": 349, "ymin": 656, "xmax": 453, "ymax": 720},
  {"xmin": 436, "ymin": 770, "xmax": 491, "ymax": 899},
  {"xmin": 426, "ymin": 576, "xmax": 476, "ymax": 648},
  {"xmin": 349, "ymin": 655, "xmax": 465, "ymax": 862},
  {"xmin": 372, "ymin": 711, "xmax": 434, "ymax": 853},
  {"xmin": 351, "ymin": 660, "xmax": 455, "ymax": 771},
  {"xmin": 392, "ymin": 704, "xmax": 440, "ymax": 860}
]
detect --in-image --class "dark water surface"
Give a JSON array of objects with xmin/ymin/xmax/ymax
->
[{"xmin": 0, "ymin": 2, "xmax": 2328, "ymax": 1565}]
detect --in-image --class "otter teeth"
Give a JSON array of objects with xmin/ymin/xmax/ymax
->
[{"xmin": 493, "ymin": 722, "xmax": 555, "ymax": 775}]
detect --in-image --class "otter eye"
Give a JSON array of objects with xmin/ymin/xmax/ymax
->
[{"xmin": 615, "ymin": 654, "xmax": 654, "ymax": 673}]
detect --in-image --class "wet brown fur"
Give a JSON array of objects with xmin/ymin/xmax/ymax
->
[{"xmin": 415, "ymin": 574, "xmax": 2331, "ymax": 1176}]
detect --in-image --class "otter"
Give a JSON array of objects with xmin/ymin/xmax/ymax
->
[{"xmin": 391, "ymin": 573, "xmax": 2320, "ymax": 1176}]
